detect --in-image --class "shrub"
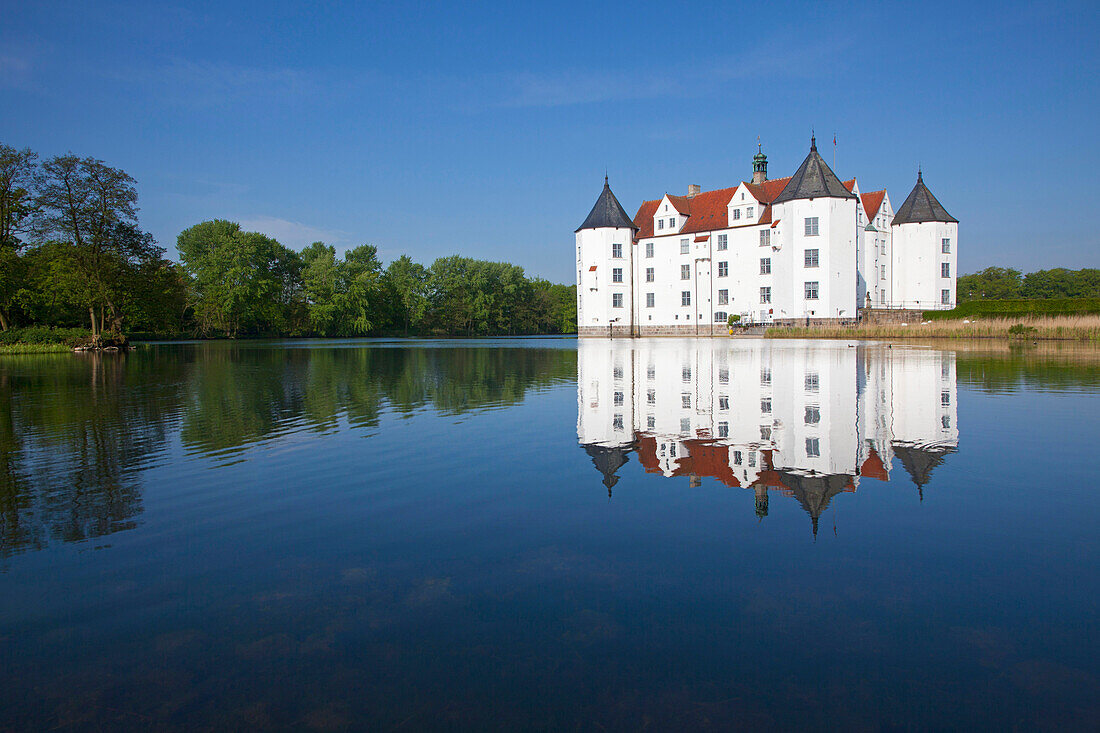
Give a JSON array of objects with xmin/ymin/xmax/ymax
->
[
  {"xmin": 924, "ymin": 298, "xmax": 1100, "ymax": 321},
  {"xmin": 0, "ymin": 326, "xmax": 93, "ymax": 346}
]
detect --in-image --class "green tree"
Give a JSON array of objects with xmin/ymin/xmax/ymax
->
[
  {"xmin": 35, "ymin": 155, "xmax": 161, "ymax": 337},
  {"xmin": 177, "ymin": 220, "xmax": 304, "ymax": 336},
  {"xmin": 956, "ymin": 267, "xmax": 1023, "ymax": 301},
  {"xmin": 383, "ymin": 255, "xmax": 428, "ymax": 336},
  {"xmin": 0, "ymin": 145, "xmax": 38, "ymax": 330}
]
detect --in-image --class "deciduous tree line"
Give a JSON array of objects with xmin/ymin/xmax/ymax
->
[
  {"xmin": 958, "ymin": 267, "xmax": 1100, "ymax": 302},
  {"xmin": 0, "ymin": 143, "xmax": 576, "ymax": 338}
]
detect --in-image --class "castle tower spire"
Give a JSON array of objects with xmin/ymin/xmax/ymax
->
[{"xmin": 752, "ymin": 138, "xmax": 768, "ymax": 185}]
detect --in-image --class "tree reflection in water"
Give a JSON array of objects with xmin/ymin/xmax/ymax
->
[{"xmin": 0, "ymin": 342, "xmax": 576, "ymax": 557}]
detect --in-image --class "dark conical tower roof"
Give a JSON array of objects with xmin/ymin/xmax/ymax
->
[
  {"xmin": 773, "ymin": 136, "xmax": 857, "ymax": 204},
  {"xmin": 892, "ymin": 170, "xmax": 957, "ymax": 225},
  {"xmin": 576, "ymin": 176, "xmax": 638, "ymax": 233}
]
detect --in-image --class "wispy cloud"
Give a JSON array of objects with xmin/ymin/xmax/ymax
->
[
  {"xmin": 0, "ymin": 54, "xmax": 33, "ymax": 89},
  {"xmin": 237, "ymin": 215, "xmax": 350, "ymax": 249}
]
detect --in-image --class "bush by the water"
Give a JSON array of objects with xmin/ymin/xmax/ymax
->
[
  {"xmin": 923, "ymin": 298, "xmax": 1100, "ymax": 321},
  {"xmin": 0, "ymin": 326, "xmax": 92, "ymax": 346}
]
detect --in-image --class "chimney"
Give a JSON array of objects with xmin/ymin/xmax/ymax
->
[{"xmin": 687, "ymin": 184, "xmax": 701, "ymax": 198}]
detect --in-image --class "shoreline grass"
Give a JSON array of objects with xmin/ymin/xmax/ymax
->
[
  {"xmin": 765, "ymin": 315, "xmax": 1100, "ymax": 341},
  {"xmin": 0, "ymin": 342, "xmax": 75, "ymax": 355}
]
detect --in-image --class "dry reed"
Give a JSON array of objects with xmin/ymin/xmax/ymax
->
[{"xmin": 765, "ymin": 314, "xmax": 1100, "ymax": 341}]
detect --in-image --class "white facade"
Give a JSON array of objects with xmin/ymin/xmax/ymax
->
[{"xmin": 576, "ymin": 142, "xmax": 958, "ymax": 335}]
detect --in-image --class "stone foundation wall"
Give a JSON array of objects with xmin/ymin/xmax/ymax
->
[
  {"xmin": 771, "ymin": 318, "xmax": 859, "ymax": 328},
  {"xmin": 860, "ymin": 308, "xmax": 924, "ymax": 325},
  {"xmin": 578, "ymin": 324, "xmax": 730, "ymax": 337}
]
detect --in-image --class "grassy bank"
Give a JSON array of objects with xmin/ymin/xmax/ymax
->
[
  {"xmin": 766, "ymin": 315, "xmax": 1100, "ymax": 341},
  {"xmin": 0, "ymin": 326, "xmax": 95, "ymax": 354}
]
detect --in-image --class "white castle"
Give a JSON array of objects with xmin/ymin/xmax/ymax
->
[{"xmin": 575, "ymin": 138, "xmax": 959, "ymax": 336}]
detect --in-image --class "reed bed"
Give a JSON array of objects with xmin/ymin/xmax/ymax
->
[{"xmin": 765, "ymin": 315, "xmax": 1100, "ymax": 341}]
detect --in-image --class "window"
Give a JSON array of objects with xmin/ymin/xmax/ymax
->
[
  {"xmin": 680, "ymin": 239, "xmax": 690, "ymax": 254},
  {"xmin": 804, "ymin": 249, "xmax": 819, "ymax": 268},
  {"xmin": 613, "ymin": 414, "xmax": 623, "ymax": 431},
  {"xmin": 880, "ymin": 291, "xmax": 887, "ymax": 305},
  {"xmin": 941, "ymin": 262, "xmax": 951, "ymax": 278},
  {"xmin": 804, "ymin": 281, "xmax": 819, "ymax": 300},
  {"xmin": 805, "ymin": 373, "xmax": 819, "ymax": 392},
  {"xmin": 760, "ymin": 426, "xmax": 772, "ymax": 441},
  {"xmin": 805, "ymin": 405, "xmax": 820, "ymax": 424},
  {"xmin": 718, "ymin": 289, "xmax": 728, "ymax": 305},
  {"xmin": 646, "ymin": 292, "xmax": 655, "ymax": 308},
  {"xmin": 613, "ymin": 365, "xmax": 623, "ymax": 379},
  {"xmin": 658, "ymin": 219, "xmax": 664, "ymax": 230},
  {"xmin": 805, "ymin": 437, "xmax": 820, "ymax": 457},
  {"xmin": 612, "ymin": 267, "xmax": 623, "ymax": 283},
  {"xmin": 647, "ymin": 415, "xmax": 656, "ymax": 429},
  {"xmin": 941, "ymin": 390, "xmax": 951, "ymax": 406},
  {"xmin": 941, "ymin": 289, "xmax": 951, "ymax": 305},
  {"xmin": 761, "ymin": 397, "xmax": 772, "ymax": 413},
  {"xmin": 647, "ymin": 364, "xmax": 655, "ymax": 380},
  {"xmin": 717, "ymin": 234, "xmax": 728, "ymax": 250},
  {"xmin": 645, "ymin": 242, "xmax": 654, "ymax": 258},
  {"xmin": 718, "ymin": 422, "xmax": 729, "ymax": 438},
  {"xmin": 682, "ymin": 291, "xmax": 691, "ymax": 306},
  {"xmin": 682, "ymin": 366, "xmax": 691, "ymax": 381},
  {"xmin": 719, "ymin": 368, "xmax": 729, "ymax": 383},
  {"xmin": 942, "ymin": 415, "xmax": 951, "ymax": 429},
  {"xmin": 942, "ymin": 238, "xmax": 951, "ymax": 253},
  {"xmin": 647, "ymin": 389, "xmax": 655, "ymax": 404},
  {"xmin": 714, "ymin": 311, "xmax": 727, "ymax": 322},
  {"xmin": 881, "ymin": 264, "xmax": 886, "ymax": 281},
  {"xmin": 719, "ymin": 395, "xmax": 729, "ymax": 410},
  {"xmin": 748, "ymin": 451, "xmax": 757, "ymax": 467},
  {"xmin": 614, "ymin": 391, "xmax": 624, "ymax": 406},
  {"xmin": 761, "ymin": 368, "xmax": 771, "ymax": 385},
  {"xmin": 760, "ymin": 286, "xmax": 771, "ymax": 304},
  {"xmin": 612, "ymin": 243, "xmax": 622, "ymax": 258},
  {"xmin": 804, "ymin": 217, "xmax": 819, "ymax": 236},
  {"xmin": 760, "ymin": 229, "xmax": 771, "ymax": 247},
  {"xmin": 680, "ymin": 418, "xmax": 691, "ymax": 433},
  {"xmin": 612, "ymin": 293, "xmax": 623, "ymax": 308},
  {"xmin": 669, "ymin": 218, "xmax": 676, "ymax": 228},
  {"xmin": 718, "ymin": 261, "xmax": 728, "ymax": 277},
  {"xmin": 646, "ymin": 267, "xmax": 654, "ymax": 282},
  {"xmin": 682, "ymin": 394, "xmax": 691, "ymax": 408},
  {"xmin": 734, "ymin": 450, "xmax": 742, "ymax": 465},
  {"xmin": 681, "ymin": 264, "xmax": 691, "ymax": 280},
  {"xmin": 669, "ymin": 443, "xmax": 676, "ymax": 457},
  {"xmin": 747, "ymin": 206, "xmax": 754, "ymax": 218},
  {"xmin": 732, "ymin": 209, "xmax": 741, "ymax": 221},
  {"xmin": 760, "ymin": 257, "xmax": 771, "ymax": 274}
]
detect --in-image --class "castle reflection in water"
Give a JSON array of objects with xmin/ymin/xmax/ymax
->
[{"xmin": 578, "ymin": 339, "xmax": 958, "ymax": 535}]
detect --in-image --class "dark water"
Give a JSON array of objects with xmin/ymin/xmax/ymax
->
[{"xmin": 1, "ymin": 338, "xmax": 1098, "ymax": 731}]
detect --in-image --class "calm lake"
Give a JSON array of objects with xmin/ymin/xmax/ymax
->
[{"xmin": 1, "ymin": 338, "xmax": 1098, "ymax": 730}]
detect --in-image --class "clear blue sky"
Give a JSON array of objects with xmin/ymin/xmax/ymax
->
[{"xmin": 2, "ymin": 1, "xmax": 1097, "ymax": 282}]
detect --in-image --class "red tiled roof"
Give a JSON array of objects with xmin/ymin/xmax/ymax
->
[
  {"xmin": 631, "ymin": 176, "xmax": 795, "ymax": 241},
  {"xmin": 771, "ymin": 219, "xmax": 780, "ymax": 229},
  {"xmin": 632, "ymin": 186, "xmax": 739, "ymax": 240},
  {"xmin": 633, "ymin": 433, "xmax": 740, "ymax": 487},
  {"xmin": 744, "ymin": 176, "xmax": 793, "ymax": 205},
  {"xmin": 860, "ymin": 190, "xmax": 886, "ymax": 220},
  {"xmin": 588, "ymin": 265, "xmax": 597, "ymax": 271},
  {"xmin": 843, "ymin": 178, "xmax": 857, "ymax": 193},
  {"xmin": 694, "ymin": 234, "xmax": 710, "ymax": 242},
  {"xmin": 758, "ymin": 205, "xmax": 772, "ymax": 226}
]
